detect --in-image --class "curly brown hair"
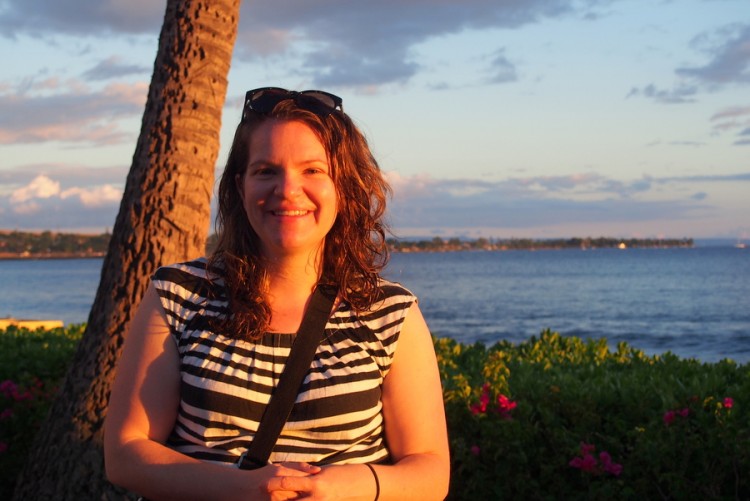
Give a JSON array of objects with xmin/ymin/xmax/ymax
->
[{"xmin": 208, "ymin": 98, "xmax": 391, "ymax": 340}]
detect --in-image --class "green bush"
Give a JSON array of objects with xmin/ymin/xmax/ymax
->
[
  {"xmin": 0, "ymin": 325, "xmax": 84, "ymax": 498},
  {"xmin": 438, "ymin": 330, "xmax": 749, "ymax": 500},
  {"xmin": 1, "ymin": 326, "xmax": 748, "ymax": 499}
]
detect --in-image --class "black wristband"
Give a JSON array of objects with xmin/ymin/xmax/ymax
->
[{"xmin": 365, "ymin": 463, "xmax": 380, "ymax": 501}]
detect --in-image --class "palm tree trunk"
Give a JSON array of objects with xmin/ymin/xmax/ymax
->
[{"xmin": 12, "ymin": 1, "xmax": 240, "ymax": 498}]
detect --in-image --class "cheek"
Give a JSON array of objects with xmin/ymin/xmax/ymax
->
[{"xmin": 327, "ymin": 185, "xmax": 339, "ymax": 218}]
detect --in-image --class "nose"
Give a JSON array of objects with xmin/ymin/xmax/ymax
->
[{"xmin": 274, "ymin": 170, "xmax": 302, "ymax": 198}]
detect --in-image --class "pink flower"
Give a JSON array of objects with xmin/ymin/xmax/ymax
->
[
  {"xmin": 470, "ymin": 445, "xmax": 481, "ymax": 456},
  {"xmin": 470, "ymin": 383, "xmax": 492, "ymax": 415},
  {"xmin": 663, "ymin": 410, "xmax": 676, "ymax": 426},
  {"xmin": 603, "ymin": 460, "xmax": 623, "ymax": 476},
  {"xmin": 580, "ymin": 442, "xmax": 596, "ymax": 456},
  {"xmin": 723, "ymin": 397, "xmax": 734, "ymax": 409},
  {"xmin": 570, "ymin": 443, "xmax": 599, "ymax": 472},
  {"xmin": 568, "ymin": 456, "xmax": 583, "ymax": 468},
  {"xmin": 677, "ymin": 408, "xmax": 689, "ymax": 418},
  {"xmin": 0, "ymin": 408, "xmax": 12, "ymax": 420},
  {"xmin": 570, "ymin": 444, "xmax": 622, "ymax": 477},
  {"xmin": 599, "ymin": 451, "xmax": 623, "ymax": 477},
  {"xmin": 496, "ymin": 394, "xmax": 517, "ymax": 419},
  {"xmin": 569, "ymin": 453, "xmax": 598, "ymax": 472},
  {"xmin": 470, "ymin": 384, "xmax": 517, "ymax": 419},
  {"xmin": 0, "ymin": 442, "xmax": 7, "ymax": 454},
  {"xmin": 470, "ymin": 395, "xmax": 489, "ymax": 415},
  {"xmin": 0, "ymin": 380, "xmax": 18, "ymax": 398},
  {"xmin": 497, "ymin": 394, "xmax": 517, "ymax": 412}
]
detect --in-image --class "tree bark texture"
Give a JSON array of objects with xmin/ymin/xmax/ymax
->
[{"xmin": 13, "ymin": 1, "xmax": 240, "ymax": 499}]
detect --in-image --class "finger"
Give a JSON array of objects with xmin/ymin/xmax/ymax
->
[
  {"xmin": 278, "ymin": 462, "xmax": 322, "ymax": 475},
  {"xmin": 270, "ymin": 491, "xmax": 301, "ymax": 501},
  {"xmin": 297, "ymin": 462, "xmax": 322, "ymax": 474},
  {"xmin": 268, "ymin": 475, "xmax": 313, "ymax": 493}
]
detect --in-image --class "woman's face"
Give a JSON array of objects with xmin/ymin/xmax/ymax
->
[{"xmin": 237, "ymin": 119, "xmax": 338, "ymax": 259}]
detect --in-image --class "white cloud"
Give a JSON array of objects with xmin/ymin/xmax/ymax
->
[
  {"xmin": 60, "ymin": 184, "xmax": 123, "ymax": 207},
  {"xmin": 0, "ymin": 165, "xmax": 125, "ymax": 229},
  {"xmin": 2, "ymin": 173, "xmax": 123, "ymax": 227},
  {"xmin": 10, "ymin": 175, "xmax": 61, "ymax": 203}
]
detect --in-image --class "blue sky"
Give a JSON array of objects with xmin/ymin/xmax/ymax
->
[{"xmin": 1, "ymin": 0, "xmax": 748, "ymax": 239}]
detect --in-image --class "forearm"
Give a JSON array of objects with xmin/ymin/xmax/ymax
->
[
  {"xmin": 106, "ymin": 438, "xmax": 260, "ymax": 501},
  {"xmin": 373, "ymin": 452, "xmax": 450, "ymax": 501},
  {"xmin": 305, "ymin": 453, "xmax": 449, "ymax": 501}
]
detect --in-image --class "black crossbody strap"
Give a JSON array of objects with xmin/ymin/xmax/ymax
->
[{"xmin": 238, "ymin": 286, "xmax": 336, "ymax": 470}]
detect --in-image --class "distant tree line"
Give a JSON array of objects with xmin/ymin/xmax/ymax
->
[
  {"xmin": 387, "ymin": 236, "xmax": 694, "ymax": 252},
  {"xmin": 0, "ymin": 231, "xmax": 111, "ymax": 257},
  {"xmin": 0, "ymin": 231, "xmax": 693, "ymax": 258}
]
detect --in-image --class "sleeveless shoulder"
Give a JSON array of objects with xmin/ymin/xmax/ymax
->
[
  {"xmin": 151, "ymin": 258, "xmax": 228, "ymax": 343},
  {"xmin": 327, "ymin": 278, "xmax": 417, "ymax": 377},
  {"xmin": 361, "ymin": 279, "xmax": 417, "ymax": 330}
]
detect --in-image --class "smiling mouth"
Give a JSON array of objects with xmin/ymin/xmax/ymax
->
[{"xmin": 272, "ymin": 210, "xmax": 310, "ymax": 216}]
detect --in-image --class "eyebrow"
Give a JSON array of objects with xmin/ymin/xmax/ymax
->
[{"xmin": 248, "ymin": 158, "xmax": 329, "ymax": 168}]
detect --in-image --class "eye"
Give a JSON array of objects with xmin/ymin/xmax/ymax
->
[
  {"xmin": 304, "ymin": 163, "xmax": 330, "ymax": 175},
  {"xmin": 252, "ymin": 166, "xmax": 276, "ymax": 177}
]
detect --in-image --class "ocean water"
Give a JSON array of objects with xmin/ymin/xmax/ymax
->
[
  {"xmin": 385, "ymin": 247, "xmax": 750, "ymax": 364},
  {"xmin": 1, "ymin": 258, "xmax": 103, "ymax": 325},
  {"xmin": 1, "ymin": 247, "xmax": 748, "ymax": 363}
]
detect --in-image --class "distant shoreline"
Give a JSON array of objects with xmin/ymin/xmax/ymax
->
[
  {"xmin": 387, "ymin": 237, "xmax": 694, "ymax": 253},
  {"xmin": 0, "ymin": 252, "xmax": 106, "ymax": 261},
  {"xmin": 5, "ymin": 230, "xmax": 734, "ymax": 258},
  {"xmin": 0, "ymin": 242, "xmax": 698, "ymax": 260}
]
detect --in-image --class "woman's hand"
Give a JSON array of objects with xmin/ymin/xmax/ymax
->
[
  {"xmin": 265, "ymin": 464, "xmax": 375, "ymax": 501},
  {"xmin": 262, "ymin": 462, "xmax": 322, "ymax": 501}
]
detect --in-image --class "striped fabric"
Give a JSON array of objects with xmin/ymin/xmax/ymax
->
[{"xmin": 152, "ymin": 258, "xmax": 416, "ymax": 466}]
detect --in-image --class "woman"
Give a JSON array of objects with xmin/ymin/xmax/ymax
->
[{"xmin": 105, "ymin": 87, "xmax": 450, "ymax": 500}]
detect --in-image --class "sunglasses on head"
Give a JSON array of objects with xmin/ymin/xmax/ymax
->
[{"xmin": 242, "ymin": 87, "xmax": 344, "ymax": 121}]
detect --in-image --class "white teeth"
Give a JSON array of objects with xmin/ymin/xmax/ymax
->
[{"xmin": 274, "ymin": 210, "xmax": 308, "ymax": 216}]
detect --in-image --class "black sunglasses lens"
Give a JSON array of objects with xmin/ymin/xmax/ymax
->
[
  {"xmin": 243, "ymin": 88, "xmax": 342, "ymax": 120},
  {"xmin": 296, "ymin": 93, "xmax": 337, "ymax": 115},
  {"xmin": 249, "ymin": 88, "xmax": 287, "ymax": 113}
]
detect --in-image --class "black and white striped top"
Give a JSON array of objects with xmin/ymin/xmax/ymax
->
[{"xmin": 152, "ymin": 258, "xmax": 416, "ymax": 466}]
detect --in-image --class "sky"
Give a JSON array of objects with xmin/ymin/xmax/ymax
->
[{"xmin": 0, "ymin": 0, "xmax": 748, "ymax": 240}]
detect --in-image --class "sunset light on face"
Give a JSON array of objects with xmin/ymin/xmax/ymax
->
[
  {"xmin": 1, "ymin": 0, "xmax": 748, "ymax": 239},
  {"xmin": 239, "ymin": 120, "xmax": 338, "ymax": 259}
]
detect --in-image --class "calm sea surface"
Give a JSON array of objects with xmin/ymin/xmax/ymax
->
[{"xmin": 1, "ymin": 247, "xmax": 748, "ymax": 363}]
